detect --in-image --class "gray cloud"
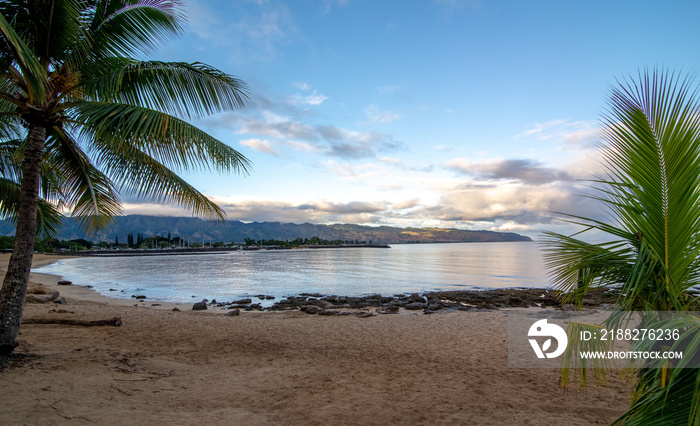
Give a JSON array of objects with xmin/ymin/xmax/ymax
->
[
  {"xmin": 234, "ymin": 116, "xmax": 403, "ymax": 160},
  {"xmin": 296, "ymin": 201, "xmax": 387, "ymax": 214},
  {"xmin": 448, "ymin": 158, "xmax": 573, "ymax": 185}
]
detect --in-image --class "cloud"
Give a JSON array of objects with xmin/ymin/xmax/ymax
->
[
  {"xmin": 240, "ymin": 138, "xmax": 279, "ymax": 156},
  {"xmin": 391, "ymin": 199, "xmax": 419, "ymax": 210},
  {"xmin": 293, "ymin": 82, "xmax": 312, "ymax": 90},
  {"xmin": 210, "ymin": 197, "xmax": 387, "ymax": 224},
  {"xmin": 379, "ymin": 157, "xmax": 405, "ymax": 167},
  {"xmin": 282, "ymin": 140, "xmax": 317, "ymax": 153},
  {"xmin": 321, "ymin": 160, "xmax": 381, "ymax": 178},
  {"xmin": 397, "ymin": 181, "xmax": 596, "ymax": 228},
  {"xmin": 518, "ymin": 119, "xmax": 599, "ymax": 149},
  {"xmin": 447, "ymin": 158, "xmax": 573, "ymax": 185},
  {"xmin": 364, "ymin": 104, "xmax": 401, "ymax": 123},
  {"xmin": 293, "ymin": 90, "xmax": 329, "ymax": 106},
  {"xmin": 296, "ymin": 200, "xmax": 387, "ymax": 214},
  {"xmin": 236, "ymin": 114, "xmax": 403, "ymax": 159}
]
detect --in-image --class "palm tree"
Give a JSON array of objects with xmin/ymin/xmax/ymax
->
[
  {"xmin": 542, "ymin": 69, "xmax": 700, "ymax": 424},
  {"xmin": 0, "ymin": 0, "xmax": 251, "ymax": 355}
]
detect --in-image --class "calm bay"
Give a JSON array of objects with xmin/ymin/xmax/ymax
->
[{"xmin": 34, "ymin": 241, "xmax": 549, "ymax": 305}]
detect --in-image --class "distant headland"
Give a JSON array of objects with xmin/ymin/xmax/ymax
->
[{"xmin": 0, "ymin": 215, "xmax": 532, "ymax": 245}]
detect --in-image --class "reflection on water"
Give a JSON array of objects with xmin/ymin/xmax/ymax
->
[{"xmin": 35, "ymin": 242, "xmax": 549, "ymax": 304}]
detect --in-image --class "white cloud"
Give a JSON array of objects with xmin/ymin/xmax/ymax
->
[
  {"xmin": 236, "ymin": 111, "xmax": 402, "ymax": 159},
  {"xmin": 517, "ymin": 118, "xmax": 599, "ymax": 149},
  {"xmin": 240, "ymin": 138, "xmax": 279, "ymax": 156},
  {"xmin": 391, "ymin": 199, "xmax": 419, "ymax": 210},
  {"xmin": 300, "ymin": 90, "xmax": 329, "ymax": 106},
  {"xmin": 283, "ymin": 140, "xmax": 317, "ymax": 153},
  {"xmin": 364, "ymin": 104, "xmax": 401, "ymax": 123},
  {"xmin": 379, "ymin": 157, "xmax": 404, "ymax": 167}
]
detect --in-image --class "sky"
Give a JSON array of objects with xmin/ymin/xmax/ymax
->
[{"xmin": 125, "ymin": 0, "xmax": 700, "ymax": 239}]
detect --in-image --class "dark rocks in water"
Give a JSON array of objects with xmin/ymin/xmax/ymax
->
[
  {"xmin": 300, "ymin": 305, "xmax": 323, "ymax": 314},
  {"xmin": 228, "ymin": 304, "xmax": 249, "ymax": 309},
  {"xmin": 300, "ymin": 292, "xmax": 325, "ymax": 298},
  {"xmin": 233, "ymin": 298, "xmax": 252, "ymax": 305},
  {"xmin": 302, "ymin": 299, "xmax": 333, "ymax": 309},
  {"xmin": 57, "ymin": 280, "xmax": 72, "ymax": 286},
  {"xmin": 406, "ymin": 293, "xmax": 425, "ymax": 303},
  {"xmin": 192, "ymin": 302, "xmax": 207, "ymax": 311},
  {"xmin": 132, "ymin": 295, "xmax": 146, "ymax": 299},
  {"xmin": 260, "ymin": 287, "xmax": 614, "ymax": 313},
  {"xmin": 225, "ymin": 309, "xmax": 240, "ymax": 316},
  {"xmin": 404, "ymin": 302, "xmax": 427, "ymax": 310},
  {"xmin": 321, "ymin": 295, "xmax": 341, "ymax": 304},
  {"xmin": 429, "ymin": 289, "xmax": 562, "ymax": 309},
  {"xmin": 426, "ymin": 303, "xmax": 442, "ymax": 311},
  {"xmin": 244, "ymin": 303, "xmax": 263, "ymax": 311},
  {"xmin": 255, "ymin": 294, "xmax": 276, "ymax": 300}
]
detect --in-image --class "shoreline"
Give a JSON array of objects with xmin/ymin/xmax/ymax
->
[
  {"xmin": 11, "ymin": 253, "xmax": 616, "ymax": 314},
  {"xmin": 0, "ymin": 253, "xmax": 632, "ymax": 425}
]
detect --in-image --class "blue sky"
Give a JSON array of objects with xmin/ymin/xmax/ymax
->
[{"xmin": 127, "ymin": 0, "xmax": 700, "ymax": 238}]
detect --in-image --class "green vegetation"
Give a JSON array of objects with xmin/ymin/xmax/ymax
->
[
  {"xmin": 543, "ymin": 69, "xmax": 700, "ymax": 424},
  {"xmin": 243, "ymin": 236, "xmax": 372, "ymax": 247},
  {"xmin": 0, "ymin": 0, "xmax": 251, "ymax": 355}
]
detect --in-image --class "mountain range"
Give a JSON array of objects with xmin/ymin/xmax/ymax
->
[{"xmin": 0, "ymin": 215, "xmax": 532, "ymax": 244}]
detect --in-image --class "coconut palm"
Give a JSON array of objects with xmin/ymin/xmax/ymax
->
[
  {"xmin": 0, "ymin": 0, "xmax": 251, "ymax": 354},
  {"xmin": 542, "ymin": 69, "xmax": 700, "ymax": 424}
]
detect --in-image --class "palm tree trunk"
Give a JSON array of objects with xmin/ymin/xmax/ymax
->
[{"xmin": 0, "ymin": 124, "xmax": 46, "ymax": 355}]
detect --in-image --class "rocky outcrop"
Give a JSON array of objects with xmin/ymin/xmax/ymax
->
[{"xmin": 192, "ymin": 301, "xmax": 207, "ymax": 311}]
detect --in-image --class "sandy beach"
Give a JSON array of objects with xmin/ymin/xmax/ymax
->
[{"xmin": 0, "ymin": 253, "xmax": 631, "ymax": 425}]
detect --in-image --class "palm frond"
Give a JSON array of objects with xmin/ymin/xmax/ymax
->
[
  {"xmin": 88, "ymin": 0, "xmax": 183, "ymax": 57},
  {"xmin": 81, "ymin": 59, "xmax": 248, "ymax": 118},
  {"xmin": 0, "ymin": 177, "xmax": 62, "ymax": 238},
  {"xmin": 44, "ymin": 130, "xmax": 122, "ymax": 235},
  {"xmin": 70, "ymin": 101, "xmax": 251, "ymax": 174},
  {"xmin": 89, "ymin": 136, "xmax": 227, "ymax": 220},
  {"xmin": 0, "ymin": 12, "xmax": 46, "ymax": 102},
  {"xmin": 544, "ymin": 69, "xmax": 700, "ymax": 425}
]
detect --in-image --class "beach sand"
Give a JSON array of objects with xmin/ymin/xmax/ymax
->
[{"xmin": 0, "ymin": 253, "xmax": 631, "ymax": 425}]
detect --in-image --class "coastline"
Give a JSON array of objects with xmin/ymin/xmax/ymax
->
[
  {"xmin": 2, "ymin": 253, "xmax": 191, "ymax": 311},
  {"xmin": 0, "ymin": 253, "xmax": 631, "ymax": 425}
]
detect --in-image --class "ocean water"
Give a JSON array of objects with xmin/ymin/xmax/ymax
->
[{"xmin": 34, "ymin": 241, "xmax": 549, "ymax": 305}]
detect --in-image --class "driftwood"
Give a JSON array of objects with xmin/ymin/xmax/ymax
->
[{"xmin": 23, "ymin": 317, "xmax": 122, "ymax": 327}]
